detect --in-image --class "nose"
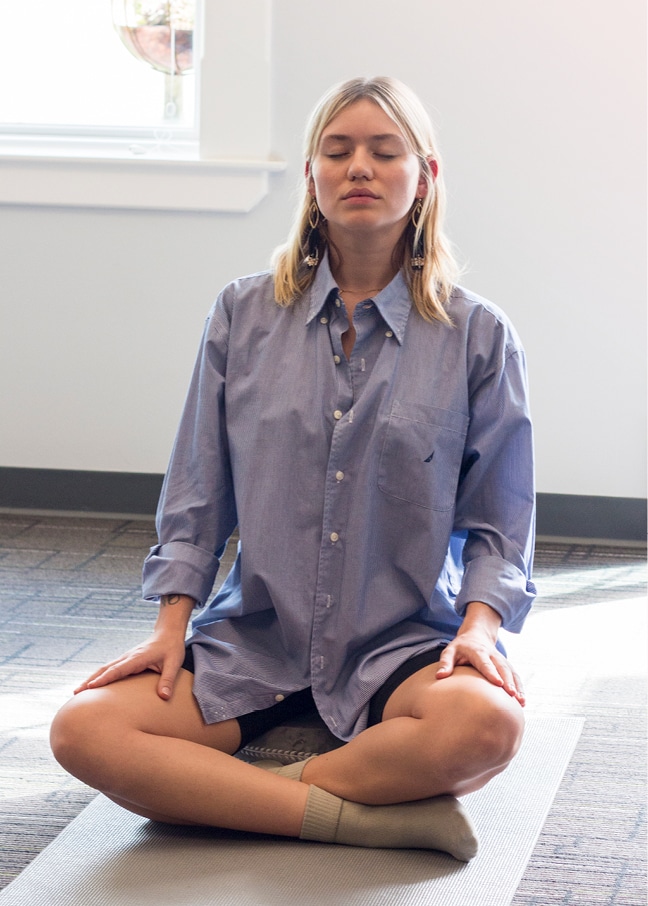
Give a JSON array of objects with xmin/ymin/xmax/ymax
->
[{"xmin": 347, "ymin": 147, "xmax": 373, "ymax": 180}]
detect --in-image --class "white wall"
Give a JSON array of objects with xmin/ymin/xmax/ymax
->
[{"xmin": 1, "ymin": 0, "xmax": 645, "ymax": 498}]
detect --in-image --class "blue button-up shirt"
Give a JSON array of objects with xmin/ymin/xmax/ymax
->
[{"xmin": 142, "ymin": 255, "xmax": 536, "ymax": 740}]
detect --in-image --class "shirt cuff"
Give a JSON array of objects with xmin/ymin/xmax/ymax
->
[
  {"xmin": 454, "ymin": 555, "xmax": 536, "ymax": 633},
  {"xmin": 142, "ymin": 541, "xmax": 221, "ymax": 607}
]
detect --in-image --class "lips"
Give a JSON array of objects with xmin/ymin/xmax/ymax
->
[{"xmin": 343, "ymin": 188, "xmax": 379, "ymax": 199}]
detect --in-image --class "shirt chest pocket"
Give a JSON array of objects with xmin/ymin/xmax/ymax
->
[{"xmin": 378, "ymin": 400, "xmax": 469, "ymax": 512}]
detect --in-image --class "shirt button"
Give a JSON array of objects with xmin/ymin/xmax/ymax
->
[
  {"xmin": 333, "ymin": 409, "xmax": 343, "ymax": 420},
  {"xmin": 320, "ymin": 316, "xmax": 328, "ymax": 324},
  {"xmin": 335, "ymin": 298, "xmax": 341, "ymax": 307},
  {"xmin": 333, "ymin": 355, "xmax": 341, "ymax": 364},
  {"xmin": 275, "ymin": 694, "xmax": 285, "ymax": 702},
  {"xmin": 335, "ymin": 470, "xmax": 344, "ymax": 481},
  {"xmin": 385, "ymin": 330, "xmax": 393, "ymax": 338},
  {"xmin": 330, "ymin": 532, "xmax": 339, "ymax": 542}
]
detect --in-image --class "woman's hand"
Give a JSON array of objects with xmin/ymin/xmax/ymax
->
[
  {"xmin": 435, "ymin": 601, "xmax": 526, "ymax": 706},
  {"xmin": 74, "ymin": 593, "xmax": 195, "ymax": 701},
  {"xmin": 73, "ymin": 631, "xmax": 187, "ymax": 700}
]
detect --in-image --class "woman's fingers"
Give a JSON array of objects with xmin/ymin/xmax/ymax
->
[
  {"xmin": 436, "ymin": 641, "xmax": 503, "ymax": 685},
  {"xmin": 73, "ymin": 636, "xmax": 187, "ymax": 699},
  {"xmin": 156, "ymin": 656, "xmax": 185, "ymax": 700},
  {"xmin": 74, "ymin": 645, "xmax": 156, "ymax": 693},
  {"xmin": 74, "ymin": 654, "xmax": 147, "ymax": 693},
  {"xmin": 490, "ymin": 654, "xmax": 525, "ymax": 705},
  {"xmin": 436, "ymin": 640, "xmax": 525, "ymax": 706},
  {"xmin": 73, "ymin": 658, "xmax": 126, "ymax": 693}
]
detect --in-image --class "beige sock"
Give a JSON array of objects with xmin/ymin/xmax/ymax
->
[
  {"xmin": 255, "ymin": 758, "xmax": 479, "ymax": 860},
  {"xmin": 300, "ymin": 785, "xmax": 479, "ymax": 862}
]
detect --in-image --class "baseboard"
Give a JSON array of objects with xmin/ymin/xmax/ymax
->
[
  {"xmin": 0, "ymin": 467, "xmax": 645, "ymax": 542},
  {"xmin": 0, "ymin": 467, "xmax": 163, "ymax": 516},
  {"xmin": 534, "ymin": 492, "xmax": 646, "ymax": 542}
]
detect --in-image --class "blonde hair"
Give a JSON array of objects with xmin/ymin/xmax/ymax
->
[{"xmin": 271, "ymin": 76, "xmax": 460, "ymax": 324}]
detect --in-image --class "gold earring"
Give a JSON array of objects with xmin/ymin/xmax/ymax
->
[
  {"xmin": 305, "ymin": 199, "xmax": 321, "ymax": 268},
  {"xmin": 410, "ymin": 199, "xmax": 425, "ymax": 269}
]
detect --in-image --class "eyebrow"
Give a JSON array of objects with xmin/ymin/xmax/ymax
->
[{"xmin": 321, "ymin": 133, "xmax": 405, "ymax": 142}]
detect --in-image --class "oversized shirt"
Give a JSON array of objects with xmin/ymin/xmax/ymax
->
[{"xmin": 142, "ymin": 255, "xmax": 536, "ymax": 740}]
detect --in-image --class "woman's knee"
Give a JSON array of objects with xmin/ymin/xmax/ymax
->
[
  {"xmin": 472, "ymin": 695, "xmax": 525, "ymax": 768},
  {"xmin": 51, "ymin": 695, "xmax": 86, "ymax": 764},
  {"xmin": 418, "ymin": 683, "xmax": 525, "ymax": 781},
  {"xmin": 50, "ymin": 691, "xmax": 123, "ymax": 785},
  {"xmin": 51, "ymin": 672, "xmax": 164, "ymax": 774}
]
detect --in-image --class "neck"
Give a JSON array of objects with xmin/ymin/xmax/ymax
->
[{"xmin": 328, "ymin": 239, "xmax": 398, "ymax": 298}]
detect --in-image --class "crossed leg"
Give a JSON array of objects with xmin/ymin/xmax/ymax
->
[
  {"xmin": 50, "ymin": 669, "xmax": 309, "ymax": 836},
  {"xmin": 50, "ymin": 661, "xmax": 524, "ymax": 838},
  {"xmin": 301, "ymin": 663, "xmax": 525, "ymax": 804}
]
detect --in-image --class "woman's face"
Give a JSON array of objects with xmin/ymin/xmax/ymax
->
[{"xmin": 307, "ymin": 98, "xmax": 427, "ymax": 248}]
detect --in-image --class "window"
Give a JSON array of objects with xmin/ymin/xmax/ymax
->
[
  {"xmin": 0, "ymin": 0, "xmax": 196, "ymax": 136},
  {"xmin": 0, "ymin": 0, "xmax": 284, "ymax": 212}
]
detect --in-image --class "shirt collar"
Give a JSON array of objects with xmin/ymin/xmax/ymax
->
[
  {"xmin": 304, "ymin": 252, "xmax": 412, "ymax": 345},
  {"xmin": 305, "ymin": 253, "xmax": 339, "ymax": 324}
]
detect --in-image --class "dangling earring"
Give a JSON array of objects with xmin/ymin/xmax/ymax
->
[
  {"xmin": 410, "ymin": 199, "xmax": 425, "ymax": 269},
  {"xmin": 304, "ymin": 199, "xmax": 321, "ymax": 268}
]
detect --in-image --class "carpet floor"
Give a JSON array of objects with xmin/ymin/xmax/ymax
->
[{"xmin": 0, "ymin": 512, "xmax": 645, "ymax": 905}]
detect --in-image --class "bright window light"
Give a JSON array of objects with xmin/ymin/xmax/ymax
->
[
  {"xmin": 0, "ymin": 1, "xmax": 281, "ymax": 213},
  {"xmin": 0, "ymin": 0, "xmax": 196, "ymax": 136}
]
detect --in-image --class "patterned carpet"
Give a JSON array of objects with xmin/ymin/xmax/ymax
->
[{"xmin": 0, "ymin": 512, "xmax": 645, "ymax": 904}]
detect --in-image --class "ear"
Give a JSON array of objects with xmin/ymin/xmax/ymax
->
[
  {"xmin": 416, "ymin": 159, "xmax": 437, "ymax": 199},
  {"xmin": 305, "ymin": 161, "xmax": 316, "ymax": 197}
]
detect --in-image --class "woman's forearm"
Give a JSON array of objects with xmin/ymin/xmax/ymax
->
[
  {"xmin": 154, "ymin": 594, "xmax": 196, "ymax": 637},
  {"xmin": 457, "ymin": 601, "xmax": 502, "ymax": 643}
]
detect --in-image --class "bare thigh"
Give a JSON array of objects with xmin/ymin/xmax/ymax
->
[
  {"xmin": 382, "ymin": 661, "xmax": 524, "ymax": 725},
  {"xmin": 52, "ymin": 668, "xmax": 242, "ymax": 761}
]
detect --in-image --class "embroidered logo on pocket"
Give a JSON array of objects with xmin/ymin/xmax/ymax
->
[{"xmin": 378, "ymin": 401, "xmax": 468, "ymax": 511}]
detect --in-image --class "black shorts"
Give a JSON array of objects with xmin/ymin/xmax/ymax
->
[{"xmin": 181, "ymin": 644, "xmax": 446, "ymax": 749}]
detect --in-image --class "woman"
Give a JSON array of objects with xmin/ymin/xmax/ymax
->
[{"xmin": 51, "ymin": 77, "xmax": 535, "ymax": 862}]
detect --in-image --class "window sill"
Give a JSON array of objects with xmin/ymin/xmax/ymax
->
[{"xmin": 0, "ymin": 143, "xmax": 287, "ymax": 213}]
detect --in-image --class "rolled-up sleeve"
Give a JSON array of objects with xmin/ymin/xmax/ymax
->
[
  {"xmin": 143, "ymin": 540, "xmax": 222, "ymax": 606},
  {"xmin": 453, "ymin": 332, "xmax": 536, "ymax": 633},
  {"xmin": 142, "ymin": 294, "xmax": 238, "ymax": 606}
]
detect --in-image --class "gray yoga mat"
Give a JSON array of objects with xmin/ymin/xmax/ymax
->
[{"xmin": 0, "ymin": 717, "xmax": 582, "ymax": 906}]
